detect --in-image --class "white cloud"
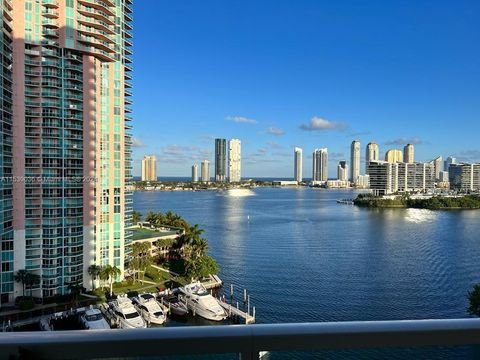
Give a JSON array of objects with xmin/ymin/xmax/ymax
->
[
  {"xmin": 266, "ymin": 127, "xmax": 285, "ymax": 136},
  {"xmin": 384, "ymin": 137, "xmax": 422, "ymax": 145},
  {"xmin": 299, "ymin": 116, "xmax": 347, "ymax": 131},
  {"xmin": 226, "ymin": 115, "xmax": 257, "ymax": 124},
  {"xmin": 132, "ymin": 137, "xmax": 145, "ymax": 147}
]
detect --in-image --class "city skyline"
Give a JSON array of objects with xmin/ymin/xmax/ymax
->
[{"xmin": 131, "ymin": 1, "xmax": 480, "ymax": 178}]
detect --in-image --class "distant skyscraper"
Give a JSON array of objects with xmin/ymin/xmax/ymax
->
[
  {"xmin": 142, "ymin": 155, "xmax": 157, "ymax": 182},
  {"xmin": 444, "ymin": 156, "xmax": 457, "ymax": 172},
  {"xmin": 192, "ymin": 164, "xmax": 199, "ymax": 182},
  {"xmin": 366, "ymin": 142, "xmax": 380, "ymax": 174},
  {"xmin": 228, "ymin": 139, "xmax": 241, "ymax": 182},
  {"xmin": 404, "ymin": 144, "xmax": 414, "ymax": 163},
  {"xmin": 215, "ymin": 138, "xmax": 227, "ymax": 182},
  {"xmin": 337, "ymin": 161, "xmax": 348, "ymax": 181},
  {"xmin": 350, "ymin": 140, "xmax": 361, "ymax": 183},
  {"xmin": 385, "ymin": 149, "xmax": 403, "ymax": 163},
  {"xmin": 312, "ymin": 148, "xmax": 328, "ymax": 182},
  {"xmin": 430, "ymin": 156, "xmax": 444, "ymax": 181},
  {"xmin": 294, "ymin": 147, "xmax": 303, "ymax": 182},
  {"xmin": 201, "ymin": 160, "xmax": 210, "ymax": 183}
]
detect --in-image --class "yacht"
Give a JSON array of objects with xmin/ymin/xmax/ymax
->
[
  {"xmin": 159, "ymin": 294, "xmax": 189, "ymax": 317},
  {"xmin": 79, "ymin": 307, "xmax": 110, "ymax": 330},
  {"xmin": 109, "ymin": 296, "xmax": 146, "ymax": 329},
  {"xmin": 132, "ymin": 293, "xmax": 167, "ymax": 325},
  {"xmin": 178, "ymin": 282, "xmax": 227, "ymax": 321}
]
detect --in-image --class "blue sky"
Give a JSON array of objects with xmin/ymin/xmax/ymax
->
[{"xmin": 131, "ymin": 0, "xmax": 480, "ymax": 178}]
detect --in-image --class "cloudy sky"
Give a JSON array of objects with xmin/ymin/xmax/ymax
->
[{"xmin": 131, "ymin": 0, "xmax": 480, "ymax": 178}]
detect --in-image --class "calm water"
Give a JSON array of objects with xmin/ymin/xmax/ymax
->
[{"xmin": 134, "ymin": 187, "xmax": 480, "ymax": 359}]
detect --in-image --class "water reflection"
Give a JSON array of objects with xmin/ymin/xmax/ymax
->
[{"xmin": 404, "ymin": 208, "xmax": 438, "ymax": 223}]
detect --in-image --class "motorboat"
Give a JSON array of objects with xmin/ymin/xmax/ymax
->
[
  {"xmin": 79, "ymin": 307, "xmax": 110, "ymax": 330},
  {"xmin": 109, "ymin": 295, "xmax": 146, "ymax": 329},
  {"xmin": 178, "ymin": 282, "xmax": 227, "ymax": 321},
  {"xmin": 132, "ymin": 293, "xmax": 167, "ymax": 325},
  {"xmin": 159, "ymin": 294, "xmax": 189, "ymax": 317}
]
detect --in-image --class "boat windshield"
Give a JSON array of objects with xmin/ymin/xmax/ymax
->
[
  {"xmin": 85, "ymin": 313, "xmax": 103, "ymax": 322},
  {"xmin": 141, "ymin": 294, "xmax": 154, "ymax": 300},
  {"xmin": 125, "ymin": 311, "xmax": 139, "ymax": 319},
  {"xmin": 154, "ymin": 311, "xmax": 164, "ymax": 317},
  {"xmin": 196, "ymin": 288, "xmax": 209, "ymax": 296}
]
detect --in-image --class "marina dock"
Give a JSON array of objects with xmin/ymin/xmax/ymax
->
[
  {"xmin": 218, "ymin": 300, "xmax": 255, "ymax": 324},
  {"xmin": 201, "ymin": 275, "xmax": 223, "ymax": 290}
]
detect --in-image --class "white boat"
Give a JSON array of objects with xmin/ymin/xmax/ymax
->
[
  {"xmin": 132, "ymin": 293, "xmax": 167, "ymax": 325},
  {"xmin": 179, "ymin": 282, "xmax": 227, "ymax": 321},
  {"xmin": 79, "ymin": 307, "xmax": 110, "ymax": 330},
  {"xmin": 109, "ymin": 295, "xmax": 146, "ymax": 329}
]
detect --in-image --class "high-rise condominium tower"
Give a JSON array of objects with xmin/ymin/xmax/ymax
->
[
  {"xmin": 337, "ymin": 161, "xmax": 348, "ymax": 181},
  {"xmin": 215, "ymin": 138, "xmax": 226, "ymax": 182},
  {"xmin": 366, "ymin": 142, "xmax": 379, "ymax": 174},
  {"xmin": 294, "ymin": 147, "xmax": 303, "ymax": 182},
  {"xmin": 312, "ymin": 148, "xmax": 328, "ymax": 182},
  {"xmin": 430, "ymin": 156, "xmax": 444, "ymax": 181},
  {"xmin": 404, "ymin": 144, "xmax": 414, "ymax": 163},
  {"xmin": 141, "ymin": 155, "xmax": 157, "ymax": 182},
  {"xmin": 0, "ymin": 0, "xmax": 133, "ymax": 304},
  {"xmin": 444, "ymin": 156, "xmax": 457, "ymax": 172},
  {"xmin": 201, "ymin": 160, "xmax": 210, "ymax": 183},
  {"xmin": 191, "ymin": 164, "xmax": 199, "ymax": 182},
  {"xmin": 228, "ymin": 139, "xmax": 241, "ymax": 182},
  {"xmin": 385, "ymin": 149, "xmax": 403, "ymax": 163},
  {"xmin": 350, "ymin": 141, "xmax": 361, "ymax": 183}
]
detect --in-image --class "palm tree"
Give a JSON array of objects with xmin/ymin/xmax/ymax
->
[
  {"xmin": 194, "ymin": 238, "xmax": 209, "ymax": 257},
  {"xmin": 67, "ymin": 282, "xmax": 83, "ymax": 304},
  {"xmin": 87, "ymin": 265, "xmax": 102, "ymax": 290},
  {"xmin": 100, "ymin": 265, "xmax": 121, "ymax": 297},
  {"xmin": 132, "ymin": 211, "xmax": 142, "ymax": 224},
  {"xmin": 14, "ymin": 270, "xmax": 29, "ymax": 297},
  {"xmin": 24, "ymin": 272, "xmax": 40, "ymax": 297}
]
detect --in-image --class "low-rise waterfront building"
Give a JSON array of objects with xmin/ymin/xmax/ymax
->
[
  {"xmin": 326, "ymin": 180, "xmax": 350, "ymax": 188},
  {"xmin": 356, "ymin": 175, "xmax": 370, "ymax": 189}
]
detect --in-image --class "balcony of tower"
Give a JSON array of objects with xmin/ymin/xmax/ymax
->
[
  {"xmin": 77, "ymin": 14, "xmax": 115, "ymax": 35},
  {"xmin": 41, "ymin": 7, "xmax": 59, "ymax": 19},
  {"xmin": 77, "ymin": 33, "xmax": 116, "ymax": 54},
  {"xmin": 78, "ymin": 0, "xmax": 116, "ymax": 16},
  {"xmin": 42, "ymin": 0, "xmax": 59, "ymax": 8}
]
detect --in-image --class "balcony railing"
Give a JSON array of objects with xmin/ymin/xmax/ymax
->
[{"xmin": 1, "ymin": 319, "xmax": 480, "ymax": 359}]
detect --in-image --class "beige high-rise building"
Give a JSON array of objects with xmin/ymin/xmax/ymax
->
[
  {"xmin": 228, "ymin": 139, "xmax": 241, "ymax": 182},
  {"xmin": 2, "ymin": 0, "xmax": 133, "ymax": 303},
  {"xmin": 294, "ymin": 147, "xmax": 303, "ymax": 182},
  {"xmin": 337, "ymin": 160, "xmax": 348, "ymax": 181},
  {"xmin": 141, "ymin": 155, "xmax": 157, "ymax": 182},
  {"xmin": 201, "ymin": 160, "xmax": 210, "ymax": 183},
  {"xmin": 385, "ymin": 149, "xmax": 403, "ymax": 163},
  {"xmin": 404, "ymin": 144, "xmax": 414, "ymax": 163},
  {"xmin": 350, "ymin": 140, "xmax": 361, "ymax": 183},
  {"xmin": 366, "ymin": 142, "xmax": 379, "ymax": 174}
]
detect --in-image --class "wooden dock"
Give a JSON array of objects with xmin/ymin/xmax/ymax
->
[
  {"xmin": 201, "ymin": 275, "xmax": 223, "ymax": 290},
  {"xmin": 218, "ymin": 300, "xmax": 255, "ymax": 324}
]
